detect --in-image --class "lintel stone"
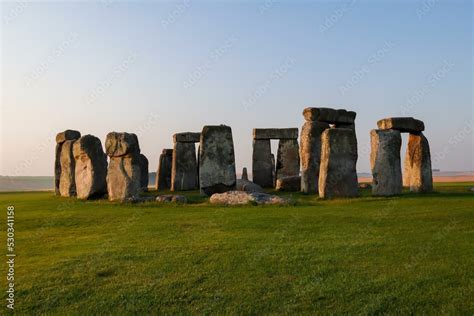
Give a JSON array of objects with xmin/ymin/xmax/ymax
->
[
  {"xmin": 173, "ymin": 132, "xmax": 201, "ymax": 143},
  {"xmin": 253, "ymin": 128, "xmax": 298, "ymax": 140}
]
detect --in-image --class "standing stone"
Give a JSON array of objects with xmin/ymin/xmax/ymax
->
[
  {"xmin": 252, "ymin": 139, "xmax": 273, "ymax": 188},
  {"xmin": 276, "ymin": 138, "xmax": 300, "ymax": 180},
  {"xmin": 55, "ymin": 130, "xmax": 81, "ymax": 195},
  {"xmin": 370, "ymin": 129, "xmax": 402, "ymax": 196},
  {"xmin": 199, "ymin": 125, "xmax": 236, "ymax": 196},
  {"xmin": 171, "ymin": 142, "xmax": 198, "ymax": 191},
  {"xmin": 300, "ymin": 121, "xmax": 330, "ymax": 194},
  {"xmin": 73, "ymin": 135, "xmax": 107, "ymax": 200},
  {"xmin": 242, "ymin": 167, "xmax": 248, "ymax": 181},
  {"xmin": 105, "ymin": 132, "xmax": 141, "ymax": 202},
  {"xmin": 156, "ymin": 149, "xmax": 173, "ymax": 190},
  {"xmin": 139, "ymin": 154, "xmax": 149, "ymax": 192},
  {"xmin": 59, "ymin": 140, "xmax": 77, "ymax": 197},
  {"xmin": 271, "ymin": 154, "xmax": 276, "ymax": 186},
  {"xmin": 404, "ymin": 132, "xmax": 433, "ymax": 193},
  {"xmin": 319, "ymin": 128, "xmax": 358, "ymax": 198}
]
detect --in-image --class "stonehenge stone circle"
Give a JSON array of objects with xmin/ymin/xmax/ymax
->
[
  {"xmin": 404, "ymin": 132, "xmax": 433, "ymax": 193},
  {"xmin": 252, "ymin": 139, "xmax": 273, "ymax": 187},
  {"xmin": 199, "ymin": 125, "xmax": 236, "ymax": 196},
  {"xmin": 73, "ymin": 135, "xmax": 108, "ymax": 200},
  {"xmin": 276, "ymin": 138, "xmax": 300, "ymax": 180},
  {"xmin": 370, "ymin": 129, "xmax": 402, "ymax": 196},
  {"xmin": 59, "ymin": 140, "xmax": 77, "ymax": 197},
  {"xmin": 55, "ymin": 129, "xmax": 81, "ymax": 196},
  {"xmin": 105, "ymin": 132, "xmax": 142, "ymax": 202},
  {"xmin": 171, "ymin": 132, "xmax": 200, "ymax": 191},
  {"xmin": 319, "ymin": 128, "xmax": 359, "ymax": 199},
  {"xmin": 156, "ymin": 149, "xmax": 173, "ymax": 190},
  {"xmin": 300, "ymin": 121, "xmax": 330, "ymax": 193},
  {"xmin": 171, "ymin": 141, "xmax": 198, "ymax": 191},
  {"xmin": 377, "ymin": 117, "xmax": 424, "ymax": 133},
  {"xmin": 139, "ymin": 154, "xmax": 149, "ymax": 192}
]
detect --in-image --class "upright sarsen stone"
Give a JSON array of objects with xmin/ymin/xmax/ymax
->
[
  {"xmin": 139, "ymin": 154, "xmax": 149, "ymax": 192},
  {"xmin": 199, "ymin": 125, "xmax": 236, "ymax": 196},
  {"xmin": 105, "ymin": 132, "xmax": 141, "ymax": 202},
  {"xmin": 156, "ymin": 149, "xmax": 173, "ymax": 190},
  {"xmin": 171, "ymin": 142, "xmax": 198, "ymax": 191},
  {"xmin": 319, "ymin": 128, "xmax": 358, "ymax": 199},
  {"xmin": 73, "ymin": 135, "xmax": 107, "ymax": 200},
  {"xmin": 276, "ymin": 139, "xmax": 300, "ymax": 180},
  {"xmin": 300, "ymin": 121, "xmax": 330, "ymax": 193},
  {"xmin": 404, "ymin": 132, "xmax": 433, "ymax": 193},
  {"xmin": 55, "ymin": 129, "xmax": 81, "ymax": 195},
  {"xmin": 59, "ymin": 139, "xmax": 77, "ymax": 197},
  {"xmin": 370, "ymin": 129, "xmax": 402, "ymax": 196},
  {"xmin": 252, "ymin": 139, "xmax": 273, "ymax": 188}
]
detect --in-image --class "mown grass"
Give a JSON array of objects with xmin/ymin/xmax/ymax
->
[{"xmin": 0, "ymin": 183, "xmax": 473, "ymax": 314}]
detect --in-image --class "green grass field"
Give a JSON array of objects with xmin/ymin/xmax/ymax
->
[{"xmin": 1, "ymin": 183, "xmax": 473, "ymax": 314}]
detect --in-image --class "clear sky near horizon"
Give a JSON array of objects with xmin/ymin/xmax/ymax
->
[{"xmin": 1, "ymin": 0, "xmax": 472, "ymax": 177}]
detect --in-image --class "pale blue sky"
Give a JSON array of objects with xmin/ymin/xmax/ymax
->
[{"xmin": 1, "ymin": 0, "xmax": 472, "ymax": 176}]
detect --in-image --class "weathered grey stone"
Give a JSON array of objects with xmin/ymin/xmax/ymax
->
[
  {"xmin": 209, "ymin": 191, "xmax": 288, "ymax": 205},
  {"xmin": 252, "ymin": 139, "xmax": 273, "ymax": 188},
  {"xmin": 56, "ymin": 130, "xmax": 81, "ymax": 144},
  {"xmin": 404, "ymin": 132, "xmax": 433, "ymax": 193},
  {"xmin": 105, "ymin": 132, "xmax": 140, "ymax": 157},
  {"xmin": 171, "ymin": 142, "xmax": 198, "ymax": 191},
  {"xmin": 107, "ymin": 156, "xmax": 141, "ymax": 202},
  {"xmin": 59, "ymin": 140, "xmax": 77, "ymax": 197},
  {"xmin": 359, "ymin": 183, "xmax": 372, "ymax": 189},
  {"xmin": 156, "ymin": 194, "xmax": 188, "ymax": 203},
  {"xmin": 156, "ymin": 149, "xmax": 173, "ymax": 190},
  {"xmin": 370, "ymin": 129, "xmax": 402, "ymax": 196},
  {"xmin": 377, "ymin": 117, "xmax": 425, "ymax": 133},
  {"xmin": 173, "ymin": 132, "xmax": 201, "ymax": 143},
  {"xmin": 55, "ymin": 130, "xmax": 81, "ymax": 195},
  {"xmin": 236, "ymin": 179, "xmax": 264, "ymax": 193},
  {"xmin": 199, "ymin": 125, "xmax": 236, "ymax": 196},
  {"xmin": 139, "ymin": 154, "xmax": 149, "ymax": 192},
  {"xmin": 73, "ymin": 135, "xmax": 107, "ymax": 200},
  {"xmin": 300, "ymin": 121, "xmax": 330, "ymax": 194},
  {"xmin": 241, "ymin": 167, "xmax": 248, "ymax": 181},
  {"xmin": 271, "ymin": 154, "xmax": 276, "ymax": 186},
  {"xmin": 319, "ymin": 128, "xmax": 358, "ymax": 199},
  {"xmin": 336, "ymin": 122, "xmax": 356, "ymax": 130},
  {"xmin": 276, "ymin": 139, "xmax": 300, "ymax": 180},
  {"xmin": 276, "ymin": 175, "xmax": 301, "ymax": 192},
  {"xmin": 303, "ymin": 107, "xmax": 356, "ymax": 124},
  {"xmin": 253, "ymin": 128, "xmax": 298, "ymax": 140}
]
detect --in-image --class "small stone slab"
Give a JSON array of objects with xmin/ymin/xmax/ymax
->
[
  {"xmin": 253, "ymin": 128, "xmax": 298, "ymax": 140},
  {"xmin": 303, "ymin": 107, "xmax": 356, "ymax": 124},
  {"xmin": 236, "ymin": 179, "xmax": 264, "ymax": 193},
  {"xmin": 56, "ymin": 130, "xmax": 81, "ymax": 144},
  {"xmin": 377, "ymin": 117, "xmax": 425, "ymax": 133},
  {"xmin": 156, "ymin": 195, "xmax": 187, "ymax": 203},
  {"xmin": 173, "ymin": 132, "xmax": 201, "ymax": 143},
  {"xmin": 209, "ymin": 191, "xmax": 288, "ymax": 205},
  {"xmin": 276, "ymin": 175, "xmax": 301, "ymax": 192}
]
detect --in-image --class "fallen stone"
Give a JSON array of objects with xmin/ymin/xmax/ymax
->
[
  {"xmin": 303, "ymin": 107, "xmax": 356, "ymax": 124},
  {"xmin": 276, "ymin": 139, "xmax": 300, "ymax": 180},
  {"xmin": 319, "ymin": 128, "xmax": 359, "ymax": 199},
  {"xmin": 209, "ymin": 191, "xmax": 288, "ymax": 205},
  {"xmin": 252, "ymin": 139, "xmax": 274, "ymax": 188},
  {"xmin": 173, "ymin": 132, "xmax": 201, "ymax": 143},
  {"xmin": 156, "ymin": 149, "xmax": 173, "ymax": 190},
  {"xmin": 377, "ymin": 117, "xmax": 425, "ymax": 133},
  {"xmin": 59, "ymin": 139, "xmax": 77, "ymax": 197},
  {"xmin": 253, "ymin": 128, "xmax": 298, "ymax": 140},
  {"xmin": 156, "ymin": 195, "xmax": 188, "ymax": 203},
  {"xmin": 171, "ymin": 142, "xmax": 198, "ymax": 191},
  {"xmin": 404, "ymin": 132, "xmax": 433, "ymax": 193},
  {"xmin": 276, "ymin": 175, "xmax": 301, "ymax": 192},
  {"xmin": 199, "ymin": 125, "xmax": 236, "ymax": 196},
  {"xmin": 241, "ymin": 167, "xmax": 248, "ymax": 181},
  {"xmin": 370, "ymin": 129, "xmax": 402, "ymax": 196},
  {"xmin": 236, "ymin": 179, "xmax": 264, "ymax": 193},
  {"xmin": 73, "ymin": 135, "xmax": 107, "ymax": 199},
  {"xmin": 139, "ymin": 154, "xmax": 149, "ymax": 192},
  {"xmin": 105, "ymin": 132, "xmax": 140, "ymax": 157},
  {"xmin": 300, "ymin": 120, "xmax": 330, "ymax": 194}
]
